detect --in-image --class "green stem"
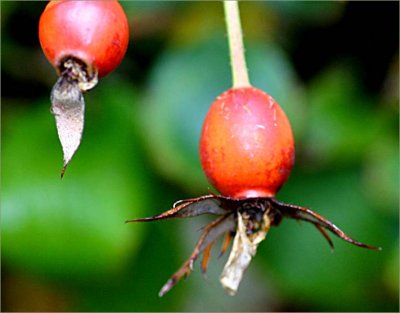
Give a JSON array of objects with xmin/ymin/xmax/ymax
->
[{"xmin": 224, "ymin": 1, "xmax": 251, "ymax": 88}]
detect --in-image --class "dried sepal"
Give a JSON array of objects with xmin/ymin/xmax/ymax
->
[
  {"xmin": 270, "ymin": 198, "xmax": 381, "ymax": 250},
  {"xmin": 219, "ymin": 231, "xmax": 234, "ymax": 257},
  {"xmin": 220, "ymin": 212, "xmax": 270, "ymax": 295},
  {"xmin": 158, "ymin": 213, "xmax": 236, "ymax": 297},
  {"xmin": 59, "ymin": 57, "xmax": 98, "ymax": 92},
  {"xmin": 314, "ymin": 224, "xmax": 334, "ymax": 250},
  {"xmin": 200, "ymin": 240, "xmax": 216, "ymax": 274},
  {"xmin": 126, "ymin": 195, "xmax": 228, "ymax": 223},
  {"xmin": 128, "ymin": 194, "xmax": 380, "ymax": 297}
]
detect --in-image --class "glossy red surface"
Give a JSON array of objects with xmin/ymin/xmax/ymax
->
[
  {"xmin": 39, "ymin": 0, "xmax": 129, "ymax": 77},
  {"xmin": 200, "ymin": 87, "xmax": 295, "ymax": 198}
]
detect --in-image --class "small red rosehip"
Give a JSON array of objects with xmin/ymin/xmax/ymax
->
[
  {"xmin": 200, "ymin": 86, "xmax": 295, "ymax": 199},
  {"xmin": 38, "ymin": 0, "xmax": 129, "ymax": 176},
  {"xmin": 39, "ymin": 0, "xmax": 129, "ymax": 80}
]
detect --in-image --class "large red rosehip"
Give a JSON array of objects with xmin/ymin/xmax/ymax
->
[
  {"xmin": 200, "ymin": 86, "xmax": 295, "ymax": 198},
  {"xmin": 39, "ymin": 0, "xmax": 129, "ymax": 78},
  {"xmin": 129, "ymin": 85, "xmax": 378, "ymax": 295}
]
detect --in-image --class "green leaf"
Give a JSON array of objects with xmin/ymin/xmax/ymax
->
[
  {"xmin": 362, "ymin": 127, "xmax": 399, "ymax": 215},
  {"xmin": 2, "ymin": 79, "xmax": 149, "ymax": 280},
  {"xmin": 303, "ymin": 64, "xmax": 382, "ymax": 167}
]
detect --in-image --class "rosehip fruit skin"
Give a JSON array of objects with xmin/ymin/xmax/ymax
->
[
  {"xmin": 39, "ymin": 0, "xmax": 129, "ymax": 78},
  {"xmin": 200, "ymin": 87, "xmax": 295, "ymax": 199}
]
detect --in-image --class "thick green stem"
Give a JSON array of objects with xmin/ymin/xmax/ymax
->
[{"xmin": 224, "ymin": 1, "xmax": 251, "ymax": 88}]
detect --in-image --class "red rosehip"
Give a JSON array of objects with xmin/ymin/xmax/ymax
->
[
  {"xmin": 128, "ymin": 85, "xmax": 378, "ymax": 297},
  {"xmin": 39, "ymin": 0, "xmax": 129, "ymax": 79},
  {"xmin": 200, "ymin": 86, "xmax": 295, "ymax": 199},
  {"xmin": 127, "ymin": 2, "xmax": 380, "ymax": 297},
  {"xmin": 38, "ymin": 0, "xmax": 130, "ymax": 176}
]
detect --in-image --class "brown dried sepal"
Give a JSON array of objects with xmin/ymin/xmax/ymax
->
[
  {"xmin": 127, "ymin": 194, "xmax": 380, "ymax": 297},
  {"xmin": 58, "ymin": 57, "xmax": 98, "ymax": 92}
]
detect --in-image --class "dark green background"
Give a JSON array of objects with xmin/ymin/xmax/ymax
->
[{"xmin": 2, "ymin": 1, "xmax": 398, "ymax": 312}]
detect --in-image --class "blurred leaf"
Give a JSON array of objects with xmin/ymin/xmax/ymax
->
[
  {"xmin": 69, "ymin": 217, "xmax": 189, "ymax": 311},
  {"xmin": 168, "ymin": 2, "xmax": 224, "ymax": 47},
  {"xmin": 139, "ymin": 37, "xmax": 230, "ymax": 194},
  {"xmin": 140, "ymin": 36, "xmax": 305, "ymax": 194},
  {"xmin": 383, "ymin": 244, "xmax": 400, "ymax": 300},
  {"xmin": 266, "ymin": 1, "xmax": 345, "ymax": 26},
  {"xmin": 0, "ymin": 1, "xmax": 19, "ymax": 28},
  {"xmin": 302, "ymin": 64, "xmax": 384, "ymax": 167},
  {"xmin": 362, "ymin": 133, "xmax": 399, "ymax": 215},
  {"xmin": 2, "ymin": 78, "xmax": 149, "ymax": 280},
  {"xmin": 121, "ymin": 1, "xmax": 182, "ymax": 15},
  {"xmin": 2, "ymin": 271, "xmax": 71, "ymax": 312},
  {"xmin": 381, "ymin": 55, "xmax": 399, "ymax": 107},
  {"xmin": 168, "ymin": 2, "xmax": 276, "ymax": 47}
]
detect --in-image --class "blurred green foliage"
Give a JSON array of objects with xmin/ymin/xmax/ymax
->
[{"xmin": 1, "ymin": 1, "xmax": 398, "ymax": 312}]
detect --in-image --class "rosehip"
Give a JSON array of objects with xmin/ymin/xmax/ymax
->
[
  {"xmin": 200, "ymin": 86, "xmax": 295, "ymax": 199},
  {"xmin": 127, "ymin": 2, "xmax": 379, "ymax": 298},
  {"xmin": 128, "ymin": 86, "xmax": 379, "ymax": 297},
  {"xmin": 39, "ymin": 0, "xmax": 129, "ymax": 81},
  {"xmin": 38, "ymin": 0, "xmax": 129, "ymax": 176}
]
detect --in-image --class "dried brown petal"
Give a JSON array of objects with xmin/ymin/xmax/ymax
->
[
  {"xmin": 220, "ymin": 212, "xmax": 270, "ymax": 295},
  {"xmin": 50, "ymin": 76, "xmax": 85, "ymax": 177}
]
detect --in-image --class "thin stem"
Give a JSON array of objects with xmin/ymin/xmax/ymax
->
[{"xmin": 224, "ymin": 1, "xmax": 251, "ymax": 88}]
